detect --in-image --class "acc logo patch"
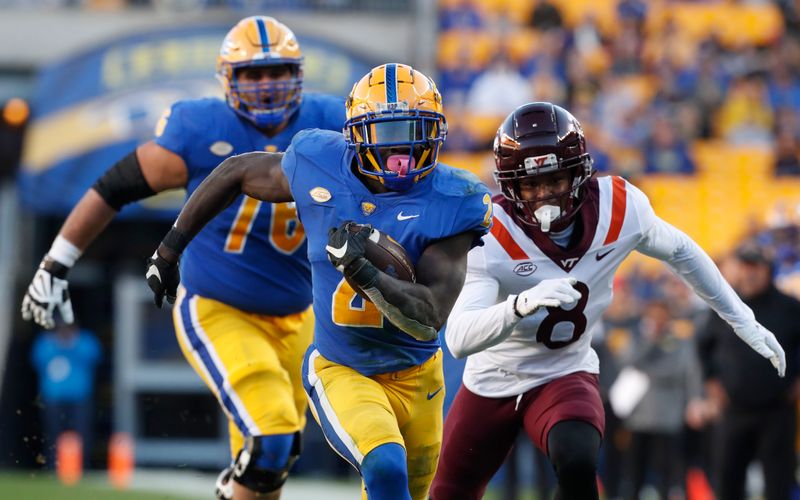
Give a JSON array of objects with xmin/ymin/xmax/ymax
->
[
  {"xmin": 210, "ymin": 141, "xmax": 234, "ymax": 156},
  {"xmin": 513, "ymin": 262, "xmax": 537, "ymax": 276},
  {"xmin": 309, "ymin": 187, "xmax": 332, "ymax": 203},
  {"xmin": 361, "ymin": 202, "xmax": 376, "ymax": 216}
]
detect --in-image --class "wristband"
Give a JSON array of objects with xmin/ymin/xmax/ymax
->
[
  {"xmin": 41, "ymin": 257, "xmax": 70, "ymax": 279},
  {"xmin": 47, "ymin": 235, "xmax": 82, "ymax": 268},
  {"xmin": 346, "ymin": 257, "xmax": 379, "ymax": 289}
]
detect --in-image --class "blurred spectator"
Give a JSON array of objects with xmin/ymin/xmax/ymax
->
[
  {"xmin": 715, "ymin": 74, "xmax": 774, "ymax": 146},
  {"xmin": 643, "ymin": 113, "xmax": 696, "ymax": 175},
  {"xmin": 767, "ymin": 54, "xmax": 800, "ymax": 111},
  {"xmin": 619, "ymin": 298, "xmax": 703, "ymax": 500},
  {"xmin": 30, "ymin": 316, "xmax": 101, "ymax": 468},
  {"xmin": 527, "ymin": 0, "xmax": 562, "ymax": 32},
  {"xmin": 774, "ymin": 129, "xmax": 800, "ymax": 176},
  {"xmin": 697, "ymin": 242, "xmax": 800, "ymax": 500},
  {"xmin": 439, "ymin": 0, "xmax": 485, "ymax": 32},
  {"xmin": 598, "ymin": 279, "xmax": 641, "ymax": 500},
  {"xmin": 462, "ymin": 54, "xmax": 533, "ymax": 149}
]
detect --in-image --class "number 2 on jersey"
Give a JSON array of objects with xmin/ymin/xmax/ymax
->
[
  {"xmin": 224, "ymin": 197, "xmax": 305, "ymax": 254},
  {"xmin": 331, "ymin": 278, "xmax": 384, "ymax": 328}
]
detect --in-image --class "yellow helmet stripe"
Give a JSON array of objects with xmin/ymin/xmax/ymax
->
[
  {"xmin": 385, "ymin": 63, "xmax": 397, "ymax": 103},
  {"xmin": 256, "ymin": 18, "xmax": 270, "ymax": 53}
]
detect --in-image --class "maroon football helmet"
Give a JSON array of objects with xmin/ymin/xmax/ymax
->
[{"xmin": 493, "ymin": 102, "xmax": 594, "ymax": 231}]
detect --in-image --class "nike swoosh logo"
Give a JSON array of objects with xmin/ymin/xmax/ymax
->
[
  {"xmin": 426, "ymin": 386, "xmax": 443, "ymax": 400},
  {"xmin": 325, "ymin": 240, "xmax": 348, "ymax": 259},
  {"xmin": 145, "ymin": 265, "xmax": 161, "ymax": 281},
  {"xmin": 596, "ymin": 248, "xmax": 615, "ymax": 261},
  {"xmin": 397, "ymin": 212, "xmax": 420, "ymax": 221}
]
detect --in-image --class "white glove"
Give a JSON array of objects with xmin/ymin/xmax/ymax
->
[
  {"xmin": 21, "ymin": 260, "xmax": 74, "ymax": 329},
  {"xmin": 514, "ymin": 277, "xmax": 581, "ymax": 317},
  {"xmin": 734, "ymin": 321, "xmax": 786, "ymax": 377}
]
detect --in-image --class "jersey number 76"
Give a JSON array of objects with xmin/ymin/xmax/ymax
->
[{"xmin": 224, "ymin": 197, "xmax": 305, "ymax": 254}]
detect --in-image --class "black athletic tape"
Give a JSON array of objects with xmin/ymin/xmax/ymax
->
[
  {"xmin": 162, "ymin": 226, "xmax": 191, "ymax": 255},
  {"xmin": 92, "ymin": 151, "xmax": 156, "ymax": 211}
]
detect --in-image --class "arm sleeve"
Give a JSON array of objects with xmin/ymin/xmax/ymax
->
[
  {"xmin": 445, "ymin": 246, "xmax": 521, "ymax": 358},
  {"xmin": 636, "ymin": 216, "xmax": 755, "ymax": 332}
]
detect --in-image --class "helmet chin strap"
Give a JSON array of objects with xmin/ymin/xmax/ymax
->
[{"xmin": 534, "ymin": 205, "xmax": 562, "ymax": 233}]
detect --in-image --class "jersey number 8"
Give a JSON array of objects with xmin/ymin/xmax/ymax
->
[{"xmin": 537, "ymin": 281, "xmax": 590, "ymax": 349}]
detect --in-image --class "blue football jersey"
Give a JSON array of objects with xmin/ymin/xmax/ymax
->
[
  {"xmin": 282, "ymin": 129, "xmax": 493, "ymax": 375},
  {"xmin": 155, "ymin": 94, "xmax": 345, "ymax": 315}
]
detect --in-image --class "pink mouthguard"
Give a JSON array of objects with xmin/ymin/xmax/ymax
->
[{"xmin": 386, "ymin": 155, "xmax": 415, "ymax": 176}]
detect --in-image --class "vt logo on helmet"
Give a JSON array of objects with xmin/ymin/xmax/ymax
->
[
  {"xmin": 493, "ymin": 102, "xmax": 595, "ymax": 232},
  {"xmin": 344, "ymin": 63, "xmax": 447, "ymax": 192},
  {"xmin": 217, "ymin": 16, "xmax": 303, "ymax": 128}
]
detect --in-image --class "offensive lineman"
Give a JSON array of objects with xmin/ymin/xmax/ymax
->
[
  {"xmin": 21, "ymin": 17, "xmax": 344, "ymax": 500},
  {"xmin": 430, "ymin": 102, "xmax": 785, "ymax": 500}
]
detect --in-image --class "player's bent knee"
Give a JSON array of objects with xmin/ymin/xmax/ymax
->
[
  {"xmin": 231, "ymin": 432, "xmax": 301, "ymax": 494},
  {"xmin": 547, "ymin": 420, "xmax": 600, "ymax": 480},
  {"xmin": 362, "ymin": 443, "xmax": 411, "ymax": 500}
]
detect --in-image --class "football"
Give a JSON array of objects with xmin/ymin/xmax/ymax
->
[{"xmin": 346, "ymin": 224, "xmax": 416, "ymax": 300}]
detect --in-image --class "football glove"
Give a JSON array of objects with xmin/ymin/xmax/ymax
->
[
  {"xmin": 325, "ymin": 221, "xmax": 371, "ymax": 273},
  {"xmin": 21, "ymin": 258, "xmax": 74, "ymax": 329},
  {"xmin": 145, "ymin": 250, "xmax": 180, "ymax": 308},
  {"xmin": 514, "ymin": 277, "xmax": 581, "ymax": 317},
  {"xmin": 734, "ymin": 321, "xmax": 786, "ymax": 377}
]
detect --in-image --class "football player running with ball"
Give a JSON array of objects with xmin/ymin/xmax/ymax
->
[
  {"xmin": 145, "ymin": 63, "xmax": 492, "ymax": 500},
  {"xmin": 429, "ymin": 102, "xmax": 785, "ymax": 500},
  {"xmin": 21, "ymin": 17, "xmax": 345, "ymax": 500}
]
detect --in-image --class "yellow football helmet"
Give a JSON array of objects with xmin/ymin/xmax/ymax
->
[
  {"xmin": 216, "ymin": 16, "xmax": 303, "ymax": 127},
  {"xmin": 344, "ymin": 63, "xmax": 447, "ymax": 191}
]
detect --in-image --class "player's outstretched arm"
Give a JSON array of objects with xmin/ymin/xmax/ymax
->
[
  {"xmin": 146, "ymin": 152, "xmax": 290, "ymax": 307},
  {"xmin": 326, "ymin": 224, "xmax": 477, "ymax": 341},
  {"xmin": 446, "ymin": 274, "xmax": 581, "ymax": 359},
  {"xmin": 21, "ymin": 142, "xmax": 186, "ymax": 328},
  {"xmin": 637, "ymin": 216, "xmax": 786, "ymax": 377}
]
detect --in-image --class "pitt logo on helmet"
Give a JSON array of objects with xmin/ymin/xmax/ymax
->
[
  {"xmin": 344, "ymin": 63, "xmax": 447, "ymax": 191},
  {"xmin": 216, "ymin": 16, "xmax": 304, "ymax": 128}
]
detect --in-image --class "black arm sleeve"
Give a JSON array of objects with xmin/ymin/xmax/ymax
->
[{"xmin": 92, "ymin": 151, "xmax": 156, "ymax": 211}]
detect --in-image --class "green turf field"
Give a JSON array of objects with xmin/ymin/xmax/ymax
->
[{"xmin": 0, "ymin": 471, "xmax": 193, "ymax": 500}]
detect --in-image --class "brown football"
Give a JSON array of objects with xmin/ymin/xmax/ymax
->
[{"xmin": 345, "ymin": 224, "xmax": 415, "ymax": 300}]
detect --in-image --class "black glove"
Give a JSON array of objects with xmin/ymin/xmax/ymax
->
[
  {"xmin": 325, "ymin": 221, "xmax": 371, "ymax": 273},
  {"xmin": 145, "ymin": 250, "xmax": 181, "ymax": 308}
]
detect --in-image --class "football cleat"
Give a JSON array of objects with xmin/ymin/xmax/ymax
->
[
  {"xmin": 344, "ymin": 63, "xmax": 447, "ymax": 191},
  {"xmin": 217, "ymin": 16, "xmax": 303, "ymax": 128}
]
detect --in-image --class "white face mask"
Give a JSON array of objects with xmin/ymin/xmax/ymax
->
[{"xmin": 534, "ymin": 205, "xmax": 562, "ymax": 233}]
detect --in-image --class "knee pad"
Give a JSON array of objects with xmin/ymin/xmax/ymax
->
[
  {"xmin": 231, "ymin": 432, "xmax": 301, "ymax": 494},
  {"xmin": 362, "ymin": 443, "xmax": 410, "ymax": 500}
]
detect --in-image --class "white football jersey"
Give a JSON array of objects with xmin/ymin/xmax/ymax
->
[{"xmin": 450, "ymin": 176, "xmax": 658, "ymax": 397}]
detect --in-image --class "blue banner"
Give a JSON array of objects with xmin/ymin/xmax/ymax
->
[{"xmin": 19, "ymin": 23, "xmax": 373, "ymax": 218}]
